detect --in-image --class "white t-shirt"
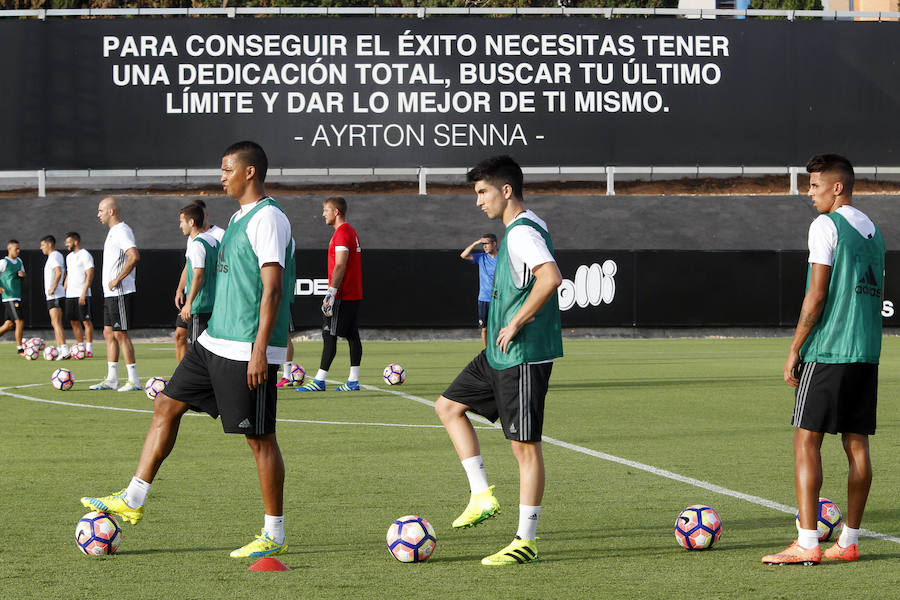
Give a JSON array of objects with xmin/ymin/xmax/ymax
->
[
  {"xmin": 43, "ymin": 250, "xmax": 66, "ymax": 300},
  {"xmin": 0, "ymin": 258, "xmax": 24, "ymax": 301},
  {"xmin": 808, "ymin": 205, "xmax": 877, "ymax": 267},
  {"xmin": 198, "ymin": 200, "xmax": 292, "ymax": 364},
  {"xmin": 505, "ymin": 209, "xmax": 556, "ymax": 289},
  {"xmin": 102, "ymin": 221, "xmax": 138, "ymax": 297},
  {"xmin": 186, "ymin": 231, "xmax": 217, "ymax": 270},
  {"xmin": 65, "ymin": 248, "xmax": 94, "ymax": 299},
  {"xmin": 207, "ymin": 224, "xmax": 225, "ymax": 243}
]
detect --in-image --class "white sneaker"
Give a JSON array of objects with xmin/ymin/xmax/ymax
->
[
  {"xmin": 89, "ymin": 380, "xmax": 118, "ymax": 391},
  {"xmin": 117, "ymin": 381, "xmax": 141, "ymax": 392}
]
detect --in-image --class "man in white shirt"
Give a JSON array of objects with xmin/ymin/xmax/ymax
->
[
  {"xmin": 63, "ymin": 231, "xmax": 95, "ymax": 357},
  {"xmin": 173, "ymin": 199, "xmax": 225, "ymax": 363},
  {"xmin": 40, "ymin": 235, "xmax": 69, "ymax": 359},
  {"xmin": 90, "ymin": 197, "xmax": 141, "ymax": 392}
]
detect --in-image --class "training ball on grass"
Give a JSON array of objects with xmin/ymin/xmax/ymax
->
[
  {"xmin": 25, "ymin": 336, "xmax": 45, "ymax": 351},
  {"xmin": 387, "ymin": 515, "xmax": 436, "ymax": 563},
  {"xmin": 70, "ymin": 342, "xmax": 87, "ymax": 360},
  {"xmin": 289, "ymin": 363, "xmax": 306, "ymax": 385},
  {"xmin": 75, "ymin": 511, "xmax": 121, "ymax": 556},
  {"xmin": 51, "ymin": 368, "xmax": 74, "ymax": 391},
  {"xmin": 23, "ymin": 345, "xmax": 40, "ymax": 360},
  {"xmin": 675, "ymin": 505, "xmax": 722, "ymax": 550},
  {"xmin": 796, "ymin": 497, "xmax": 843, "ymax": 542},
  {"xmin": 144, "ymin": 376, "xmax": 168, "ymax": 400},
  {"xmin": 43, "ymin": 346, "xmax": 59, "ymax": 361},
  {"xmin": 383, "ymin": 363, "xmax": 406, "ymax": 386}
]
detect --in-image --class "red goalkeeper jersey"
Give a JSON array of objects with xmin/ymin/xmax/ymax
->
[{"xmin": 328, "ymin": 222, "xmax": 362, "ymax": 300}]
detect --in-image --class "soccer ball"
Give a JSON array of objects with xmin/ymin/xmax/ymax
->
[
  {"xmin": 796, "ymin": 497, "xmax": 843, "ymax": 542},
  {"xmin": 386, "ymin": 515, "xmax": 436, "ymax": 563},
  {"xmin": 23, "ymin": 345, "xmax": 40, "ymax": 360},
  {"xmin": 383, "ymin": 363, "xmax": 406, "ymax": 386},
  {"xmin": 675, "ymin": 505, "xmax": 722, "ymax": 550},
  {"xmin": 43, "ymin": 346, "xmax": 59, "ymax": 361},
  {"xmin": 75, "ymin": 511, "xmax": 122, "ymax": 556},
  {"xmin": 51, "ymin": 368, "xmax": 74, "ymax": 391},
  {"xmin": 70, "ymin": 342, "xmax": 87, "ymax": 360},
  {"xmin": 25, "ymin": 336, "xmax": 45, "ymax": 351},
  {"xmin": 289, "ymin": 363, "xmax": 306, "ymax": 385},
  {"xmin": 144, "ymin": 376, "xmax": 168, "ymax": 400}
]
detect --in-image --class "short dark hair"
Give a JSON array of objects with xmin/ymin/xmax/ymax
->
[
  {"xmin": 466, "ymin": 155, "xmax": 524, "ymax": 199},
  {"xmin": 65, "ymin": 231, "xmax": 80, "ymax": 242},
  {"xmin": 179, "ymin": 204, "xmax": 204, "ymax": 229},
  {"xmin": 223, "ymin": 140, "xmax": 268, "ymax": 182},
  {"xmin": 191, "ymin": 199, "xmax": 207, "ymax": 210},
  {"xmin": 325, "ymin": 196, "xmax": 348, "ymax": 217},
  {"xmin": 806, "ymin": 154, "xmax": 854, "ymax": 195},
  {"xmin": 41, "ymin": 235, "xmax": 56, "ymax": 246},
  {"xmin": 483, "ymin": 233, "xmax": 497, "ymax": 243},
  {"xmin": 7, "ymin": 239, "xmax": 19, "ymax": 246}
]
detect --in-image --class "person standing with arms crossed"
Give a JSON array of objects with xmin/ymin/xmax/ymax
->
[
  {"xmin": 90, "ymin": 197, "xmax": 141, "ymax": 392},
  {"xmin": 297, "ymin": 196, "xmax": 363, "ymax": 393},
  {"xmin": 63, "ymin": 232, "xmax": 95, "ymax": 358},
  {"xmin": 435, "ymin": 155, "xmax": 563, "ymax": 566},
  {"xmin": 460, "ymin": 233, "xmax": 498, "ymax": 348},
  {"xmin": 40, "ymin": 235, "xmax": 70, "ymax": 359},
  {"xmin": 81, "ymin": 141, "xmax": 294, "ymax": 558},
  {"xmin": 762, "ymin": 154, "xmax": 885, "ymax": 566},
  {"xmin": 0, "ymin": 239, "xmax": 26, "ymax": 355}
]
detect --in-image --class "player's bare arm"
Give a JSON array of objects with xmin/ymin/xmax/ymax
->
[
  {"xmin": 460, "ymin": 239, "xmax": 484, "ymax": 261},
  {"xmin": 81, "ymin": 267, "xmax": 94, "ymax": 305},
  {"xmin": 110, "ymin": 247, "xmax": 140, "ymax": 290},
  {"xmin": 784, "ymin": 262, "xmax": 830, "ymax": 387},
  {"xmin": 174, "ymin": 264, "xmax": 187, "ymax": 309},
  {"xmin": 49, "ymin": 266, "xmax": 62, "ymax": 296},
  {"xmin": 323, "ymin": 249, "xmax": 348, "ymax": 314},
  {"xmin": 248, "ymin": 262, "xmax": 283, "ymax": 390},
  {"xmin": 496, "ymin": 261, "xmax": 563, "ymax": 353},
  {"xmin": 179, "ymin": 267, "xmax": 204, "ymax": 322}
]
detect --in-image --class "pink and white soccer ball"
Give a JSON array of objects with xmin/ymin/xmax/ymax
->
[
  {"xmin": 383, "ymin": 363, "xmax": 406, "ymax": 386},
  {"xmin": 43, "ymin": 346, "xmax": 59, "ymax": 361},
  {"xmin": 144, "ymin": 376, "xmax": 168, "ymax": 400},
  {"xmin": 70, "ymin": 342, "xmax": 87, "ymax": 360},
  {"xmin": 386, "ymin": 515, "xmax": 436, "ymax": 563},
  {"xmin": 25, "ymin": 337, "xmax": 45, "ymax": 352},
  {"xmin": 75, "ymin": 511, "xmax": 122, "ymax": 556},
  {"xmin": 675, "ymin": 505, "xmax": 722, "ymax": 550},
  {"xmin": 23, "ymin": 345, "xmax": 40, "ymax": 360},
  {"xmin": 50, "ymin": 368, "xmax": 74, "ymax": 391},
  {"xmin": 289, "ymin": 363, "xmax": 306, "ymax": 385},
  {"xmin": 796, "ymin": 497, "xmax": 843, "ymax": 542}
]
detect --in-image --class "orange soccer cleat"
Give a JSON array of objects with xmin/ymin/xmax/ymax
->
[{"xmin": 761, "ymin": 541, "xmax": 821, "ymax": 566}]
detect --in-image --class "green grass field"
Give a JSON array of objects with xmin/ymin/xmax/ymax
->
[{"xmin": 2, "ymin": 337, "xmax": 899, "ymax": 599}]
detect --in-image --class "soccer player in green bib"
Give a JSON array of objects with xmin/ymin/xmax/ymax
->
[
  {"xmin": 762, "ymin": 154, "xmax": 885, "ymax": 566},
  {"xmin": 435, "ymin": 155, "xmax": 563, "ymax": 565},
  {"xmin": 82, "ymin": 141, "xmax": 295, "ymax": 559}
]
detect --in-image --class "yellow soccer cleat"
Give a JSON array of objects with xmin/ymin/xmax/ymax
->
[
  {"xmin": 452, "ymin": 486, "xmax": 501, "ymax": 529},
  {"xmin": 229, "ymin": 529, "xmax": 287, "ymax": 558},
  {"xmin": 80, "ymin": 489, "xmax": 143, "ymax": 525},
  {"xmin": 481, "ymin": 536, "xmax": 538, "ymax": 565}
]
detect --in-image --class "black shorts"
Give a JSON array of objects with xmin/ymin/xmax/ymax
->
[
  {"xmin": 66, "ymin": 298, "xmax": 92, "ymax": 322},
  {"xmin": 175, "ymin": 312, "xmax": 210, "ymax": 343},
  {"xmin": 46, "ymin": 298, "xmax": 64, "ymax": 311},
  {"xmin": 793, "ymin": 361, "xmax": 878, "ymax": 435},
  {"xmin": 3, "ymin": 299, "xmax": 23, "ymax": 322},
  {"xmin": 442, "ymin": 350, "xmax": 552, "ymax": 442},
  {"xmin": 323, "ymin": 299, "xmax": 360, "ymax": 338},
  {"xmin": 477, "ymin": 300, "xmax": 490, "ymax": 329},
  {"xmin": 103, "ymin": 293, "xmax": 134, "ymax": 331},
  {"xmin": 163, "ymin": 342, "xmax": 279, "ymax": 435}
]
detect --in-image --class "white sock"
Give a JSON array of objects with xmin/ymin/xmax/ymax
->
[
  {"xmin": 348, "ymin": 365, "xmax": 360, "ymax": 382},
  {"xmin": 315, "ymin": 369, "xmax": 328, "ymax": 382},
  {"xmin": 282, "ymin": 362, "xmax": 293, "ymax": 378},
  {"xmin": 124, "ymin": 476, "xmax": 150, "ymax": 508},
  {"xmin": 797, "ymin": 528, "xmax": 820, "ymax": 550},
  {"xmin": 516, "ymin": 504, "xmax": 541, "ymax": 541},
  {"xmin": 461, "ymin": 455, "xmax": 489, "ymax": 494},
  {"xmin": 86, "ymin": 342, "xmax": 93, "ymax": 353},
  {"xmin": 126, "ymin": 363, "xmax": 139, "ymax": 384},
  {"xmin": 106, "ymin": 362, "xmax": 118, "ymax": 384},
  {"xmin": 264, "ymin": 514, "xmax": 285, "ymax": 545},
  {"xmin": 59, "ymin": 344, "xmax": 69, "ymax": 357},
  {"xmin": 838, "ymin": 526, "xmax": 859, "ymax": 548}
]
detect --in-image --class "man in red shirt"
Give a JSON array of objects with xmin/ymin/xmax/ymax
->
[{"xmin": 297, "ymin": 196, "xmax": 363, "ymax": 392}]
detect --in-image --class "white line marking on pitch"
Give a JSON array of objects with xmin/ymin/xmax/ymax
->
[{"xmin": 4, "ymin": 380, "xmax": 898, "ymax": 545}]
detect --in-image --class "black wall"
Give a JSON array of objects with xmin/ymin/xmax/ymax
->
[{"xmin": 14, "ymin": 249, "xmax": 900, "ymax": 330}]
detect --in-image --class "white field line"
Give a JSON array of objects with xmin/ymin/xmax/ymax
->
[{"xmin": 4, "ymin": 380, "xmax": 898, "ymax": 545}]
